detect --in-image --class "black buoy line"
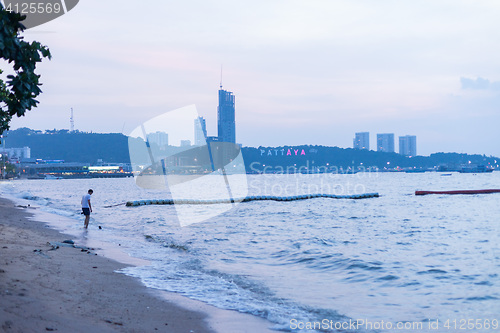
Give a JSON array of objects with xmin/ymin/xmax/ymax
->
[{"xmin": 125, "ymin": 193, "xmax": 379, "ymax": 206}]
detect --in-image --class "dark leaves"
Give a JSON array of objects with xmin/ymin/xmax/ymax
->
[{"xmin": 0, "ymin": 4, "xmax": 51, "ymax": 134}]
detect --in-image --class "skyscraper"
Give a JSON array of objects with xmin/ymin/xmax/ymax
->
[
  {"xmin": 377, "ymin": 133, "xmax": 395, "ymax": 153},
  {"xmin": 217, "ymin": 87, "xmax": 235, "ymax": 143},
  {"xmin": 194, "ymin": 116, "xmax": 207, "ymax": 146},
  {"xmin": 353, "ymin": 132, "xmax": 369, "ymax": 150},
  {"xmin": 146, "ymin": 131, "xmax": 168, "ymax": 147},
  {"xmin": 399, "ymin": 135, "xmax": 417, "ymax": 156}
]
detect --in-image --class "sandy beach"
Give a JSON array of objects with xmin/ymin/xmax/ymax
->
[{"xmin": 0, "ymin": 197, "xmax": 275, "ymax": 333}]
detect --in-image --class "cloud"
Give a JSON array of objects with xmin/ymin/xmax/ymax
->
[{"xmin": 460, "ymin": 77, "xmax": 500, "ymax": 91}]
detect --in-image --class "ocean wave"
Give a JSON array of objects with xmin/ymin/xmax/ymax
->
[{"xmin": 121, "ymin": 262, "xmax": 365, "ymax": 333}]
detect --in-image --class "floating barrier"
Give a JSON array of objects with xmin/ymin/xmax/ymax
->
[
  {"xmin": 125, "ymin": 193, "xmax": 379, "ymax": 206},
  {"xmin": 415, "ymin": 189, "xmax": 500, "ymax": 196}
]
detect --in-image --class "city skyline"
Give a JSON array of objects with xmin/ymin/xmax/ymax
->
[
  {"xmin": 6, "ymin": 1, "xmax": 500, "ymax": 157},
  {"xmin": 137, "ymin": 86, "xmax": 235, "ymax": 149},
  {"xmin": 354, "ymin": 132, "xmax": 418, "ymax": 157}
]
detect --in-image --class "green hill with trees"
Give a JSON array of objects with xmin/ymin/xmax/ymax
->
[{"xmin": 4, "ymin": 128, "xmax": 130, "ymax": 163}]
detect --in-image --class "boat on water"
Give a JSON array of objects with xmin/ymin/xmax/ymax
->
[
  {"xmin": 27, "ymin": 172, "xmax": 132, "ymax": 180},
  {"xmin": 459, "ymin": 165, "xmax": 494, "ymax": 173},
  {"xmin": 27, "ymin": 173, "xmax": 61, "ymax": 180},
  {"xmin": 27, "ymin": 173, "xmax": 65, "ymax": 180},
  {"xmin": 405, "ymin": 169, "xmax": 426, "ymax": 173},
  {"xmin": 44, "ymin": 174, "xmax": 63, "ymax": 180}
]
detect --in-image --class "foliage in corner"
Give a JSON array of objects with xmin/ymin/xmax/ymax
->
[{"xmin": 0, "ymin": 4, "xmax": 51, "ymax": 136}]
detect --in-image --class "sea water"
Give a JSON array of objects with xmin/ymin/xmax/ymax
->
[{"xmin": 1, "ymin": 172, "xmax": 499, "ymax": 332}]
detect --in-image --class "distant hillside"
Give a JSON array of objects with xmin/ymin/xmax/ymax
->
[
  {"xmin": 4, "ymin": 128, "xmax": 130, "ymax": 163},
  {"xmin": 3, "ymin": 128, "xmax": 499, "ymax": 169}
]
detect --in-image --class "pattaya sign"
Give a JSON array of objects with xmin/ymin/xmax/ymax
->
[{"xmin": 260, "ymin": 148, "xmax": 306, "ymax": 157}]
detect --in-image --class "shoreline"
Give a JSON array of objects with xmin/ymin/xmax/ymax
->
[{"xmin": 0, "ymin": 196, "xmax": 275, "ymax": 332}]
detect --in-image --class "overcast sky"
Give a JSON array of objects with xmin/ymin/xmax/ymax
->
[{"xmin": 7, "ymin": 0, "xmax": 500, "ymax": 156}]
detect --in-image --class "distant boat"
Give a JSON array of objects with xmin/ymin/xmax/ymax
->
[
  {"xmin": 459, "ymin": 165, "xmax": 493, "ymax": 173},
  {"xmin": 440, "ymin": 173, "xmax": 453, "ymax": 176},
  {"xmin": 27, "ymin": 173, "xmax": 64, "ymax": 180},
  {"xmin": 43, "ymin": 174, "xmax": 63, "ymax": 180},
  {"xmin": 405, "ymin": 169, "xmax": 426, "ymax": 173}
]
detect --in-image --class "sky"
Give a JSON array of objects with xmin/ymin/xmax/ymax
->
[{"xmin": 5, "ymin": 0, "xmax": 500, "ymax": 156}]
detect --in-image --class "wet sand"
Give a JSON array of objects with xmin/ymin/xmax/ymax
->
[{"xmin": 0, "ymin": 197, "xmax": 274, "ymax": 332}]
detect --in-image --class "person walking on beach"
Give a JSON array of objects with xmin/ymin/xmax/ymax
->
[{"xmin": 81, "ymin": 189, "xmax": 93, "ymax": 228}]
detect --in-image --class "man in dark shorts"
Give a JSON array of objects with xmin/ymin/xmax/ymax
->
[{"xmin": 81, "ymin": 189, "xmax": 93, "ymax": 228}]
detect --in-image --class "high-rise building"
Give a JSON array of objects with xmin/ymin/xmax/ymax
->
[
  {"xmin": 377, "ymin": 133, "xmax": 395, "ymax": 153},
  {"xmin": 146, "ymin": 131, "xmax": 168, "ymax": 147},
  {"xmin": 217, "ymin": 88, "xmax": 235, "ymax": 143},
  {"xmin": 353, "ymin": 132, "xmax": 369, "ymax": 150},
  {"xmin": 180, "ymin": 140, "xmax": 191, "ymax": 147},
  {"xmin": 399, "ymin": 135, "xmax": 417, "ymax": 156},
  {"xmin": 194, "ymin": 116, "xmax": 207, "ymax": 146}
]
